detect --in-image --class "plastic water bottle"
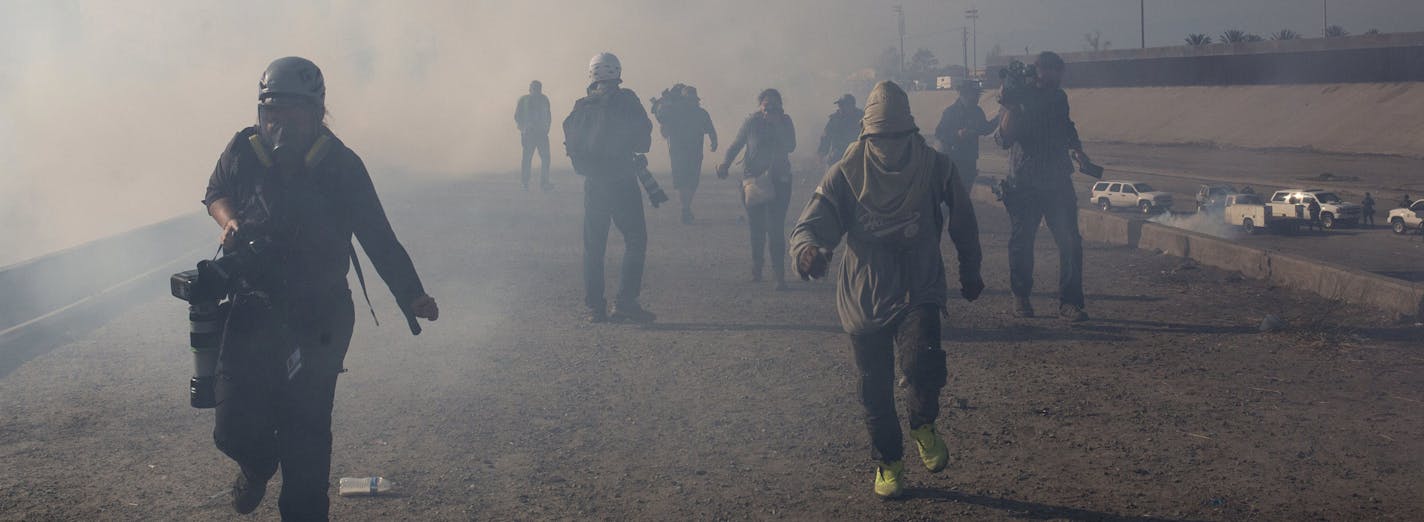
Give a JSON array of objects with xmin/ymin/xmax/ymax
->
[{"xmin": 338, "ymin": 477, "xmax": 392, "ymax": 497}]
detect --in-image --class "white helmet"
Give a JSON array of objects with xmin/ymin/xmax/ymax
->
[{"xmin": 588, "ymin": 52, "xmax": 622, "ymax": 83}]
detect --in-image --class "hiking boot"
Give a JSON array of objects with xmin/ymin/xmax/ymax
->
[
  {"xmin": 681, "ymin": 208, "xmax": 694, "ymax": 224},
  {"xmin": 231, "ymin": 468, "xmax": 268, "ymax": 515},
  {"xmin": 1059, "ymin": 304, "xmax": 1089, "ymax": 323},
  {"xmin": 586, "ymin": 306, "xmax": 608, "ymax": 323},
  {"xmin": 873, "ymin": 460, "xmax": 905, "ymax": 499},
  {"xmin": 1013, "ymin": 296, "xmax": 1035, "ymax": 318},
  {"xmin": 908, "ymin": 424, "xmax": 949, "ymax": 473},
  {"xmin": 610, "ymin": 302, "xmax": 656, "ymax": 324}
]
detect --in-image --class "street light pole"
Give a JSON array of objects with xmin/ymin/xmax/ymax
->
[
  {"xmin": 894, "ymin": 4, "xmax": 905, "ymax": 79},
  {"xmin": 1141, "ymin": 0, "xmax": 1146, "ymax": 48},
  {"xmin": 965, "ymin": 8, "xmax": 979, "ymax": 76}
]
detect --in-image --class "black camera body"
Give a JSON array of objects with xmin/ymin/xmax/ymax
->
[
  {"xmin": 997, "ymin": 60, "xmax": 1038, "ymax": 106},
  {"xmin": 170, "ymin": 232, "xmax": 271, "ymax": 409}
]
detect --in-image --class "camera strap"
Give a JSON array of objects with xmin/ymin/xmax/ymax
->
[{"xmin": 348, "ymin": 244, "xmax": 379, "ymax": 326}]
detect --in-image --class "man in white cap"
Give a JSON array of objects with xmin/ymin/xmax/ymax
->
[
  {"xmin": 790, "ymin": 80, "xmax": 983, "ymax": 499},
  {"xmin": 562, "ymin": 52, "xmax": 656, "ymax": 323}
]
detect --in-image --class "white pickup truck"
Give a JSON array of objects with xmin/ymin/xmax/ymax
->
[
  {"xmin": 1266, "ymin": 189, "xmax": 1363, "ymax": 229},
  {"xmin": 1389, "ymin": 200, "xmax": 1424, "ymax": 234},
  {"xmin": 1223, "ymin": 193, "xmax": 1302, "ymax": 234}
]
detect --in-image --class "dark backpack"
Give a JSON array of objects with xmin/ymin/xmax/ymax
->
[{"xmin": 563, "ymin": 89, "xmax": 645, "ymax": 172}]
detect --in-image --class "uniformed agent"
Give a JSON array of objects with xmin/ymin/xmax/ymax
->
[{"xmin": 817, "ymin": 94, "xmax": 863, "ymax": 164}]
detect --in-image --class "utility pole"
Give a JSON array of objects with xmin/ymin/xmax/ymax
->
[
  {"xmin": 894, "ymin": 4, "xmax": 905, "ymax": 79},
  {"xmin": 965, "ymin": 8, "xmax": 979, "ymax": 76},
  {"xmin": 1323, "ymin": 0, "xmax": 1328, "ymax": 36},
  {"xmin": 1140, "ymin": 0, "xmax": 1146, "ymax": 48},
  {"xmin": 962, "ymin": 26, "xmax": 970, "ymax": 73}
]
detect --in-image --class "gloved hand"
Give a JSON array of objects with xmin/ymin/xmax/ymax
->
[
  {"xmin": 716, "ymin": 162, "xmax": 730, "ymax": 179},
  {"xmin": 410, "ymin": 294, "xmax": 440, "ymax": 321},
  {"xmin": 797, "ymin": 247, "xmax": 832, "ymax": 281},
  {"xmin": 959, "ymin": 274, "xmax": 985, "ymax": 302}
]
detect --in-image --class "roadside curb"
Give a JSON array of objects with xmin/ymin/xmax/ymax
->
[{"xmin": 967, "ymin": 184, "xmax": 1424, "ymax": 320}]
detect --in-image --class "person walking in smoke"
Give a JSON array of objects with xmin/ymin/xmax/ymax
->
[
  {"xmin": 563, "ymin": 52, "xmax": 657, "ymax": 323},
  {"xmin": 934, "ymin": 80, "xmax": 997, "ymax": 191},
  {"xmin": 1361, "ymin": 192, "xmax": 1375, "ymax": 227},
  {"xmin": 653, "ymin": 84, "xmax": 718, "ymax": 224},
  {"xmin": 203, "ymin": 57, "xmax": 440, "ymax": 519},
  {"xmin": 515, "ymin": 80, "xmax": 554, "ymax": 192},
  {"xmin": 718, "ymin": 88, "xmax": 796, "ymax": 290},
  {"xmin": 995, "ymin": 51, "xmax": 1092, "ymax": 322},
  {"xmin": 818, "ymin": 94, "xmax": 863, "ymax": 164},
  {"xmin": 791, "ymin": 80, "xmax": 983, "ymax": 499}
]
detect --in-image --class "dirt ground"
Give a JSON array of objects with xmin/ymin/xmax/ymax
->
[{"xmin": 1, "ymin": 172, "xmax": 1421, "ymax": 521}]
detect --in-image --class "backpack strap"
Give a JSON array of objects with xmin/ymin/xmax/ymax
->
[{"xmin": 348, "ymin": 243, "xmax": 380, "ymax": 327}]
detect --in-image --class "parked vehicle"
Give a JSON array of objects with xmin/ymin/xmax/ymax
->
[
  {"xmin": 1196, "ymin": 184, "xmax": 1237, "ymax": 212},
  {"xmin": 1266, "ymin": 189, "xmax": 1362, "ymax": 229},
  {"xmin": 1388, "ymin": 200, "xmax": 1424, "ymax": 234},
  {"xmin": 1223, "ymin": 193, "xmax": 1301, "ymax": 234},
  {"xmin": 1090, "ymin": 180, "xmax": 1174, "ymax": 214}
]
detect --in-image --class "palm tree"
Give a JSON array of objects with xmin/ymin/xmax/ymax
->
[
  {"xmin": 1271, "ymin": 29, "xmax": 1300, "ymax": 40},
  {"xmin": 1220, "ymin": 29, "xmax": 1249, "ymax": 44},
  {"xmin": 1185, "ymin": 33, "xmax": 1212, "ymax": 46},
  {"xmin": 1325, "ymin": 25, "xmax": 1350, "ymax": 38}
]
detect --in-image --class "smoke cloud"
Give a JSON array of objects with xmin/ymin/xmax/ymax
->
[{"xmin": 0, "ymin": 0, "xmax": 889, "ymax": 266}]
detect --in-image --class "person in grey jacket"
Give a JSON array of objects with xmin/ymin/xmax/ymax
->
[
  {"xmin": 718, "ymin": 88, "xmax": 796, "ymax": 289},
  {"xmin": 789, "ymin": 80, "xmax": 983, "ymax": 498}
]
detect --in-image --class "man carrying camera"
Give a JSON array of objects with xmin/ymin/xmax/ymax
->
[
  {"xmin": 563, "ymin": 52, "xmax": 657, "ymax": 323},
  {"xmin": 203, "ymin": 56, "xmax": 439, "ymax": 520},
  {"xmin": 995, "ymin": 51, "xmax": 1091, "ymax": 322}
]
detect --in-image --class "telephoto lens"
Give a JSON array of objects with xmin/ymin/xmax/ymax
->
[{"xmin": 188, "ymin": 301, "xmax": 226, "ymax": 408}]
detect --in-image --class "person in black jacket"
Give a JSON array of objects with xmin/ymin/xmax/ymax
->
[
  {"xmin": 203, "ymin": 57, "xmax": 439, "ymax": 520},
  {"xmin": 564, "ymin": 52, "xmax": 657, "ymax": 323}
]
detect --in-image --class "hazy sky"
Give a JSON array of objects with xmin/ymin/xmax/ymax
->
[{"xmin": 1, "ymin": 0, "xmax": 1421, "ymax": 265}]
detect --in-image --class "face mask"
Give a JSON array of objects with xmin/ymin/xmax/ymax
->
[{"xmin": 257, "ymin": 105, "xmax": 317, "ymax": 166}]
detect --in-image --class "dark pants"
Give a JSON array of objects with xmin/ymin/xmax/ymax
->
[
  {"xmin": 1004, "ymin": 186, "xmax": 1084, "ymax": 308},
  {"xmin": 1363, "ymin": 208, "xmax": 1374, "ymax": 226},
  {"xmin": 583, "ymin": 174, "xmax": 647, "ymax": 310},
  {"xmin": 670, "ymin": 148, "xmax": 703, "ymax": 211},
  {"xmin": 521, "ymin": 131, "xmax": 551, "ymax": 186},
  {"xmin": 850, "ymin": 305, "xmax": 947, "ymax": 463},
  {"xmin": 948, "ymin": 156, "xmax": 979, "ymax": 192},
  {"xmin": 743, "ymin": 175, "xmax": 793, "ymax": 281},
  {"xmin": 214, "ymin": 290, "xmax": 355, "ymax": 521}
]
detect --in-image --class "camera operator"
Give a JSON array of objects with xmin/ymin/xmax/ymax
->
[
  {"xmin": 203, "ymin": 56, "xmax": 439, "ymax": 519},
  {"xmin": 994, "ymin": 51, "xmax": 1091, "ymax": 322}
]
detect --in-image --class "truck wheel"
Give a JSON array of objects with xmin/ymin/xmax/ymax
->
[
  {"xmin": 1140, "ymin": 201, "xmax": 1153, "ymax": 214},
  {"xmin": 1321, "ymin": 213, "xmax": 1335, "ymax": 229},
  {"xmin": 1242, "ymin": 217, "xmax": 1256, "ymax": 234},
  {"xmin": 1098, "ymin": 198, "xmax": 1111, "ymax": 212},
  {"xmin": 1394, "ymin": 218, "xmax": 1408, "ymax": 234}
]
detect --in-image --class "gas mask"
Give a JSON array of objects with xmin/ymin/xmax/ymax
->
[{"xmin": 257, "ymin": 102, "xmax": 319, "ymax": 166}]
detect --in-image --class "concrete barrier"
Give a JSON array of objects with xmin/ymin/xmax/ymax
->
[{"xmin": 966, "ymin": 186, "xmax": 1423, "ymax": 319}]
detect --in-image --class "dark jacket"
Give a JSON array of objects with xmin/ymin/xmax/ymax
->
[
  {"xmin": 724, "ymin": 112, "xmax": 796, "ymax": 178},
  {"xmin": 935, "ymin": 99, "xmax": 993, "ymax": 160},
  {"xmin": 995, "ymin": 86, "xmax": 1082, "ymax": 190},
  {"xmin": 818, "ymin": 108, "xmax": 863, "ymax": 159},
  {"xmin": 515, "ymin": 93, "xmax": 552, "ymax": 135},
  {"xmin": 657, "ymin": 100, "xmax": 717, "ymax": 158},
  {"xmin": 204, "ymin": 127, "xmax": 425, "ymax": 334},
  {"xmin": 563, "ymin": 85, "xmax": 652, "ymax": 178}
]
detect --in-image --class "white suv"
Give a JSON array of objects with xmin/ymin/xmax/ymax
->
[
  {"xmin": 1389, "ymin": 200, "xmax": 1424, "ymax": 234},
  {"xmin": 1090, "ymin": 181, "xmax": 1174, "ymax": 214},
  {"xmin": 1267, "ymin": 189, "xmax": 1363, "ymax": 229}
]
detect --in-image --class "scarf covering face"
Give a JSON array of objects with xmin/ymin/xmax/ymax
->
[{"xmin": 839, "ymin": 81, "xmax": 937, "ymax": 236}]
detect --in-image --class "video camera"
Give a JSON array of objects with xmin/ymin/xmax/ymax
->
[
  {"xmin": 632, "ymin": 154, "xmax": 670, "ymax": 208},
  {"xmin": 169, "ymin": 230, "xmax": 271, "ymax": 409},
  {"xmin": 997, "ymin": 60, "xmax": 1037, "ymax": 106}
]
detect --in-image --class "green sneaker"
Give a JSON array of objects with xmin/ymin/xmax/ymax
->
[
  {"xmin": 873, "ymin": 460, "xmax": 905, "ymax": 499},
  {"xmin": 909, "ymin": 424, "xmax": 948, "ymax": 473}
]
